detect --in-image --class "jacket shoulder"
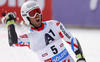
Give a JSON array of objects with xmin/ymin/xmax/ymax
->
[{"xmin": 45, "ymin": 20, "xmax": 61, "ymax": 26}]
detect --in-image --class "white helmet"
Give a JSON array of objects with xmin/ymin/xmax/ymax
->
[{"xmin": 21, "ymin": 1, "xmax": 42, "ymax": 24}]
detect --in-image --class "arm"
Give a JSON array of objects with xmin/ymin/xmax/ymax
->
[
  {"xmin": 5, "ymin": 12, "xmax": 30, "ymax": 48},
  {"xmin": 75, "ymin": 38, "xmax": 86, "ymax": 62},
  {"xmin": 5, "ymin": 12, "xmax": 18, "ymax": 46},
  {"xmin": 8, "ymin": 24, "xmax": 18, "ymax": 46},
  {"xmin": 56, "ymin": 21, "xmax": 86, "ymax": 62}
]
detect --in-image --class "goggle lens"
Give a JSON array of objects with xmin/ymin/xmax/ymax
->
[{"xmin": 28, "ymin": 8, "xmax": 41, "ymax": 17}]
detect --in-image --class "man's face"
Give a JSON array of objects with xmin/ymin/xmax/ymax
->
[{"xmin": 29, "ymin": 14, "xmax": 42, "ymax": 28}]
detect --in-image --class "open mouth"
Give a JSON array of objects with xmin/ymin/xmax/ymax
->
[{"xmin": 36, "ymin": 19, "xmax": 40, "ymax": 22}]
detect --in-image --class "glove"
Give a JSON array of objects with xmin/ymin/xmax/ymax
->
[
  {"xmin": 5, "ymin": 12, "xmax": 16, "ymax": 26},
  {"xmin": 76, "ymin": 54, "xmax": 86, "ymax": 62}
]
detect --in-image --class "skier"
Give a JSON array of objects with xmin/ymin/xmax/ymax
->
[{"xmin": 5, "ymin": 1, "xmax": 86, "ymax": 62}]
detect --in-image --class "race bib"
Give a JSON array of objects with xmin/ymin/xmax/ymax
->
[{"xmin": 35, "ymin": 39, "xmax": 69, "ymax": 62}]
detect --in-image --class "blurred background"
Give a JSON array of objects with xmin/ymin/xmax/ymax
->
[
  {"xmin": 0, "ymin": 0, "xmax": 100, "ymax": 62},
  {"xmin": 0, "ymin": 0, "xmax": 100, "ymax": 28}
]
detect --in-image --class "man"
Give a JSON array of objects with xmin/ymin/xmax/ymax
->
[{"xmin": 5, "ymin": 1, "xmax": 86, "ymax": 62}]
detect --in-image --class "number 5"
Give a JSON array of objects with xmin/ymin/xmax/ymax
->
[{"xmin": 50, "ymin": 45, "xmax": 58, "ymax": 54}]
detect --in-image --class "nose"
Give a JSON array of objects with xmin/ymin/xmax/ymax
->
[{"xmin": 35, "ymin": 13, "xmax": 39, "ymax": 18}]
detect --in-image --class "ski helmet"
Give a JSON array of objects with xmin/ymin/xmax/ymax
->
[{"xmin": 21, "ymin": 1, "xmax": 42, "ymax": 24}]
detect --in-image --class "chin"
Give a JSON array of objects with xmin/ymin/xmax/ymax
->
[
  {"xmin": 35, "ymin": 23, "xmax": 42, "ymax": 28},
  {"xmin": 39, "ymin": 23, "xmax": 42, "ymax": 27}
]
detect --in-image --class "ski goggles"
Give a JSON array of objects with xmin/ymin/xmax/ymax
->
[{"xmin": 26, "ymin": 8, "xmax": 41, "ymax": 18}]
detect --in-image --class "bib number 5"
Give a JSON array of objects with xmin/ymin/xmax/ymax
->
[{"xmin": 50, "ymin": 45, "xmax": 58, "ymax": 54}]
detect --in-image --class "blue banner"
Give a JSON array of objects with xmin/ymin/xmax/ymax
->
[{"xmin": 53, "ymin": 0, "xmax": 100, "ymax": 27}]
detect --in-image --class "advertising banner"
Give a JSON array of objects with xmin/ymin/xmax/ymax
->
[
  {"xmin": 1, "ymin": 0, "xmax": 100, "ymax": 27},
  {"xmin": 52, "ymin": 0, "xmax": 100, "ymax": 27},
  {"xmin": 0, "ymin": 0, "xmax": 52, "ymax": 23}
]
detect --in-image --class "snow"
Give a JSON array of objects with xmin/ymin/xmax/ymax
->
[{"xmin": 0, "ymin": 24, "xmax": 100, "ymax": 62}]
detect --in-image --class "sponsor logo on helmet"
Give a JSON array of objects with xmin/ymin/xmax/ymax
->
[
  {"xmin": 21, "ymin": 11, "xmax": 24, "ymax": 13},
  {"xmin": 27, "ymin": 3, "xmax": 36, "ymax": 8},
  {"xmin": 22, "ymin": 14, "xmax": 27, "ymax": 16}
]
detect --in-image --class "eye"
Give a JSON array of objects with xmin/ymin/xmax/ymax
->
[{"xmin": 29, "ymin": 11, "xmax": 35, "ymax": 16}]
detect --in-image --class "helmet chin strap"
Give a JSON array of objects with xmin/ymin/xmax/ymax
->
[{"xmin": 30, "ymin": 22, "xmax": 42, "ymax": 29}]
